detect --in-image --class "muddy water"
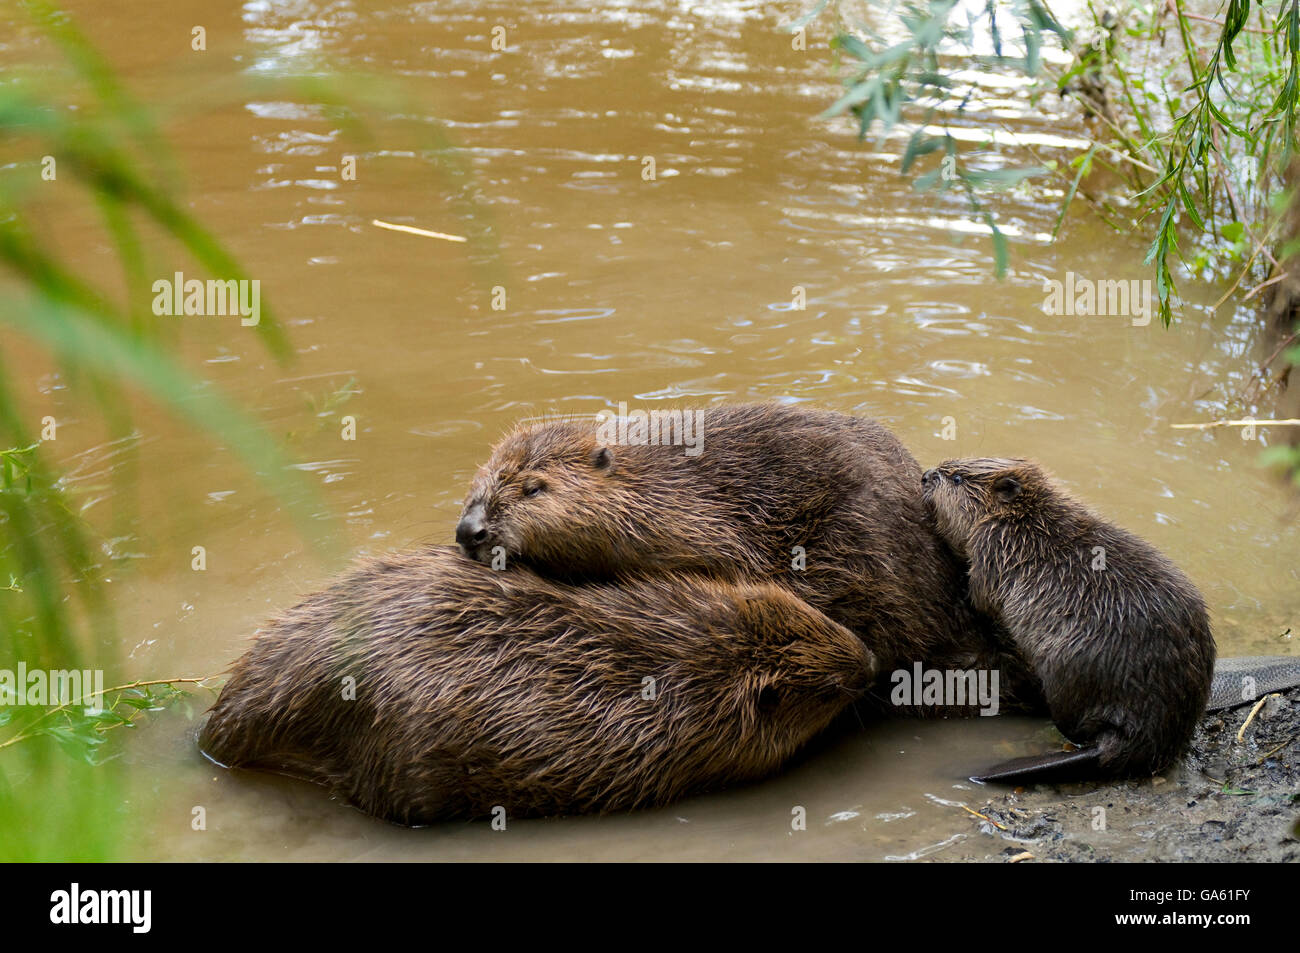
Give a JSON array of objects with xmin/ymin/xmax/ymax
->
[{"xmin": 8, "ymin": 0, "xmax": 1297, "ymax": 860}]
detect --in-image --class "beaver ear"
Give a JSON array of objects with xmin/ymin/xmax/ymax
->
[
  {"xmin": 592, "ymin": 446, "xmax": 614, "ymax": 471},
  {"xmin": 993, "ymin": 475, "xmax": 1022, "ymax": 503}
]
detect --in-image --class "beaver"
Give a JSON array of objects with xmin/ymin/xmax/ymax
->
[
  {"xmin": 455, "ymin": 403, "xmax": 1042, "ymax": 714},
  {"xmin": 920, "ymin": 457, "xmax": 1216, "ymax": 780},
  {"xmin": 198, "ymin": 546, "xmax": 876, "ymax": 824}
]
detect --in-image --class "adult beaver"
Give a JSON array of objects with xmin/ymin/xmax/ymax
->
[
  {"xmin": 920, "ymin": 457, "xmax": 1216, "ymax": 780},
  {"xmin": 198, "ymin": 546, "xmax": 875, "ymax": 824},
  {"xmin": 455, "ymin": 403, "xmax": 1039, "ymax": 712}
]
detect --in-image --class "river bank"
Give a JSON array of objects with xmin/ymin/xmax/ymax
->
[{"xmin": 954, "ymin": 688, "xmax": 1300, "ymax": 863}]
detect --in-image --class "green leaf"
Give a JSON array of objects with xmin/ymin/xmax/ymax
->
[
  {"xmin": 831, "ymin": 33, "xmax": 874, "ymax": 63},
  {"xmin": 788, "ymin": 0, "xmax": 829, "ymax": 33},
  {"xmin": 819, "ymin": 79, "xmax": 875, "ymax": 119},
  {"xmin": 1259, "ymin": 445, "xmax": 1300, "ymax": 468},
  {"xmin": 1207, "ymin": 99, "xmax": 1250, "ymax": 140},
  {"xmin": 983, "ymin": 212, "xmax": 1008, "ymax": 279},
  {"xmin": 913, "ymin": 168, "xmax": 944, "ymax": 191},
  {"xmin": 964, "ymin": 166, "xmax": 1049, "ymax": 189},
  {"xmin": 1178, "ymin": 181, "xmax": 1205, "ymax": 229},
  {"xmin": 901, "ymin": 130, "xmax": 945, "ymax": 173},
  {"xmin": 1053, "ymin": 144, "xmax": 1095, "ymax": 240},
  {"xmin": 1221, "ymin": 0, "xmax": 1250, "ymax": 71}
]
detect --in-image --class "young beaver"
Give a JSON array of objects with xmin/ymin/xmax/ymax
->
[
  {"xmin": 921, "ymin": 457, "xmax": 1216, "ymax": 779},
  {"xmin": 198, "ymin": 546, "xmax": 875, "ymax": 824},
  {"xmin": 455, "ymin": 403, "xmax": 1040, "ymax": 711}
]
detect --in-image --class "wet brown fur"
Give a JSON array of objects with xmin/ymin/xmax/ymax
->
[
  {"xmin": 199, "ymin": 546, "xmax": 876, "ymax": 824},
  {"xmin": 922, "ymin": 457, "xmax": 1216, "ymax": 776},
  {"xmin": 458, "ymin": 403, "xmax": 1041, "ymax": 712}
]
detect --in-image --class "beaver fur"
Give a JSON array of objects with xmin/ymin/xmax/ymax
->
[
  {"xmin": 456, "ymin": 403, "xmax": 1041, "ymax": 712},
  {"xmin": 198, "ymin": 546, "xmax": 876, "ymax": 824},
  {"xmin": 922, "ymin": 457, "xmax": 1216, "ymax": 776}
]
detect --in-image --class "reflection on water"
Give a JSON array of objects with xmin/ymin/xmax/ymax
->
[{"xmin": 6, "ymin": 0, "xmax": 1296, "ymax": 861}]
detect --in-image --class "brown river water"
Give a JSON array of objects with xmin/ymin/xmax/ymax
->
[{"xmin": 5, "ymin": 0, "xmax": 1298, "ymax": 860}]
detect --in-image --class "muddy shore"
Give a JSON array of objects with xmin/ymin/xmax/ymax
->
[{"xmin": 948, "ymin": 688, "xmax": 1300, "ymax": 862}]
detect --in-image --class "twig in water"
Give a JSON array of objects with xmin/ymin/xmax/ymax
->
[
  {"xmin": 372, "ymin": 219, "xmax": 467, "ymax": 242},
  {"xmin": 1212, "ymin": 214, "xmax": 1287, "ymax": 310},
  {"xmin": 1170, "ymin": 418, "xmax": 1300, "ymax": 430},
  {"xmin": 0, "ymin": 675, "xmax": 220, "ymax": 751},
  {"xmin": 1242, "ymin": 271, "xmax": 1290, "ymax": 301},
  {"xmin": 961, "ymin": 805, "xmax": 1008, "ymax": 831},
  {"xmin": 1236, "ymin": 328, "xmax": 1300, "ymax": 405}
]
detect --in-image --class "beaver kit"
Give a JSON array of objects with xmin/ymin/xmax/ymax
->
[
  {"xmin": 199, "ymin": 546, "xmax": 875, "ymax": 824},
  {"xmin": 922, "ymin": 457, "xmax": 1216, "ymax": 781}
]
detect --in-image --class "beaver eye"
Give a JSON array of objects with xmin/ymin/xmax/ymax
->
[
  {"xmin": 522, "ymin": 480, "xmax": 545, "ymax": 497},
  {"xmin": 952, "ymin": 474, "xmax": 963, "ymax": 485}
]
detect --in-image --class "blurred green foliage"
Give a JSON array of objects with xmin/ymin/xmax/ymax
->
[
  {"xmin": 0, "ymin": 0, "xmax": 503, "ymax": 858},
  {"xmin": 813, "ymin": 0, "xmax": 1300, "ymax": 327}
]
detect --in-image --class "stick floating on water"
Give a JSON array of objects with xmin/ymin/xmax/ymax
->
[
  {"xmin": 1171, "ymin": 418, "xmax": 1300, "ymax": 430},
  {"xmin": 371, "ymin": 219, "xmax": 467, "ymax": 242}
]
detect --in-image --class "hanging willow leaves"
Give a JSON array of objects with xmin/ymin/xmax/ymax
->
[{"xmin": 812, "ymin": 0, "xmax": 1300, "ymax": 327}]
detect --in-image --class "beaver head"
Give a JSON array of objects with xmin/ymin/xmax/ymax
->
[
  {"xmin": 651, "ymin": 580, "xmax": 879, "ymax": 772},
  {"xmin": 456, "ymin": 418, "xmax": 732, "ymax": 578},
  {"xmin": 920, "ymin": 457, "xmax": 1049, "ymax": 555},
  {"xmin": 456, "ymin": 419, "xmax": 623, "ymax": 572},
  {"xmin": 730, "ymin": 582, "xmax": 880, "ymax": 706},
  {"xmin": 636, "ymin": 576, "xmax": 879, "ymax": 782}
]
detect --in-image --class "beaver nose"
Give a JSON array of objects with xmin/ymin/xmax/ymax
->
[
  {"xmin": 456, "ymin": 507, "xmax": 489, "ymax": 549},
  {"xmin": 921, "ymin": 468, "xmax": 937, "ymax": 487}
]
